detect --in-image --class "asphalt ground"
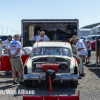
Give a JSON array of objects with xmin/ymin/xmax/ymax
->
[{"xmin": 0, "ymin": 51, "xmax": 100, "ymax": 100}]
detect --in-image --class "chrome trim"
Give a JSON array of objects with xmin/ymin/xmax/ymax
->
[{"xmin": 23, "ymin": 73, "xmax": 78, "ymax": 82}]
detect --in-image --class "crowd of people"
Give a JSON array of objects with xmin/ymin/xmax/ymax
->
[
  {"xmin": 72, "ymin": 35, "xmax": 91, "ymax": 64},
  {"xmin": 0, "ymin": 30, "xmax": 99, "ymax": 84},
  {"xmin": 0, "ymin": 34, "xmax": 24, "ymax": 85},
  {"xmin": 33, "ymin": 31, "xmax": 50, "ymax": 42},
  {"xmin": 72, "ymin": 35, "xmax": 100, "ymax": 64},
  {"xmin": 33, "ymin": 31, "xmax": 100, "ymax": 65}
]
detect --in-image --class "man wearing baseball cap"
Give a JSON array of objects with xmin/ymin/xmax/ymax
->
[
  {"xmin": 33, "ymin": 31, "xmax": 40, "ymax": 43},
  {"xmin": 72, "ymin": 35, "xmax": 87, "ymax": 75}
]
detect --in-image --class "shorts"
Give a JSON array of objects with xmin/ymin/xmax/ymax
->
[
  {"xmin": 10, "ymin": 57, "xmax": 23, "ymax": 71},
  {"xmin": 97, "ymin": 50, "xmax": 100, "ymax": 56},
  {"xmin": 87, "ymin": 50, "xmax": 91, "ymax": 57},
  {"xmin": 79, "ymin": 55, "xmax": 86, "ymax": 63}
]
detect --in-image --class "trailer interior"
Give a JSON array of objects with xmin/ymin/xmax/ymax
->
[{"xmin": 22, "ymin": 22, "xmax": 78, "ymax": 47}]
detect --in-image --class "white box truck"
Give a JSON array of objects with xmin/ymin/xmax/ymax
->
[{"xmin": 21, "ymin": 19, "xmax": 79, "ymax": 47}]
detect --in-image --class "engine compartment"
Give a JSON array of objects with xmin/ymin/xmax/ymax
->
[{"xmin": 32, "ymin": 57, "xmax": 70, "ymax": 73}]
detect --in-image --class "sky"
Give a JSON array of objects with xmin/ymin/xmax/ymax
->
[{"xmin": 0, "ymin": 0, "xmax": 100, "ymax": 35}]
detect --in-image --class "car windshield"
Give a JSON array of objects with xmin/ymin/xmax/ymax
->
[{"xmin": 32, "ymin": 47, "xmax": 72, "ymax": 57}]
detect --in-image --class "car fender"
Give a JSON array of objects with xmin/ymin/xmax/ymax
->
[
  {"xmin": 25, "ymin": 58, "xmax": 32, "ymax": 73},
  {"xmin": 70, "ymin": 58, "xmax": 75, "ymax": 73},
  {"xmin": 70, "ymin": 58, "xmax": 78, "ymax": 74}
]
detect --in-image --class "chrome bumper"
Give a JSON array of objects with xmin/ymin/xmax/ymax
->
[{"xmin": 23, "ymin": 73, "xmax": 78, "ymax": 82}]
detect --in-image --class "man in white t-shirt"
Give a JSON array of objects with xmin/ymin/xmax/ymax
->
[
  {"xmin": 72, "ymin": 35, "xmax": 87, "ymax": 58},
  {"xmin": 36, "ymin": 31, "xmax": 50, "ymax": 42},
  {"xmin": 33, "ymin": 31, "xmax": 40, "ymax": 43},
  {"xmin": 7, "ymin": 34, "xmax": 24, "ymax": 85}
]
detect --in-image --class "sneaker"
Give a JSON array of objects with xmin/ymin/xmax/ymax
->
[
  {"xmin": 19, "ymin": 81, "xmax": 24, "ymax": 85},
  {"xmin": 79, "ymin": 72, "xmax": 85, "ymax": 77},
  {"xmin": 86, "ymin": 62, "xmax": 88, "ymax": 64},
  {"xmin": 13, "ymin": 81, "xmax": 18, "ymax": 85}
]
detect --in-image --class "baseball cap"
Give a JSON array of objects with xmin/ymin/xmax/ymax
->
[{"xmin": 72, "ymin": 35, "xmax": 79, "ymax": 40}]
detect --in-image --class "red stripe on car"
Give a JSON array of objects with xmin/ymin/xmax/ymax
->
[
  {"xmin": 25, "ymin": 57, "xmax": 29, "ymax": 64},
  {"xmin": 37, "ymin": 42, "xmax": 39, "ymax": 47}
]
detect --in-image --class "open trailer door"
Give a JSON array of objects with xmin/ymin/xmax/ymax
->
[
  {"xmin": 0, "ymin": 44, "xmax": 29, "ymax": 71},
  {"xmin": 72, "ymin": 45, "xmax": 83, "ymax": 75}
]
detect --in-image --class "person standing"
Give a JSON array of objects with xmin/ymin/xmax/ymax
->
[
  {"xmin": 19, "ymin": 34, "xmax": 23, "ymax": 42},
  {"xmin": 72, "ymin": 35, "xmax": 87, "ymax": 75},
  {"xmin": 82, "ymin": 37, "xmax": 87, "ymax": 47},
  {"xmin": 3, "ymin": 35, "xmax": 12, "ymax": 51},
  {"xmin": 36, "ymin": 31, "xmax": 50, "ymax": 42},
  {"xmin": 0, "ymin": 39, "xmax": 3, "ymax": 55},
  {"xmin": 7, "ymin": 34, "xmax": 24, "ymax": 85},
  {"xmin": 3, "ymin": 35, "xmax": 12, "ymax": 74},
  {"xmin": 85, "ymin": 41, "xmax": 91, "ymax": 64},
  {"xmin": 33, "ymin": 31, "xmax": 40, "ymax": 43},
  {"xmin": 91, "ymin": 37, "xmax": 100, "ymax": 63}
]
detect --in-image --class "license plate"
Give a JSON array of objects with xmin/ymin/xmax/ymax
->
[{"xmin": 36, "ymin": 64, "xmax": 43, "ymax": 68}]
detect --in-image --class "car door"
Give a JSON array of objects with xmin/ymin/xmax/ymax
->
[
  {"xmin": 0, "ymin": 44, "xmax": 29, "ymax": 71},
  {"xmin": 72, "ymin": 45, "xmax": 83, "ymax": 74}
]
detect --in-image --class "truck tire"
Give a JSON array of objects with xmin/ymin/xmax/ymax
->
[
  {"xmin": 70, "ymin": 80, "xmax": 78, "ymax": 87},
  {"xmin": 24, "ymin": 80, "xmax": 32, "ymax": 87}
]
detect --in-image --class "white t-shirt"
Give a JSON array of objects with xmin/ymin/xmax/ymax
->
[
  {"xmin": 3, "ymin": 39, "xmax": 11, "ymax": 49},
  {"xmin": 8, "ymin": 40, "xmax": 22, "ymax": 57},
  {"xmin": 36, "ymin": 35, "xmax": 49, "ymax": 42},
  {"xmin": 85, "ymin": 43, "xmax": 91, "ymax": 50},
  {"xmin": 76, "ymin": 40, "xmax": 87, "ymax": 56},
  {"xmin": 33, "ymin": 35, "xmax": 38, "ymax": 41}
]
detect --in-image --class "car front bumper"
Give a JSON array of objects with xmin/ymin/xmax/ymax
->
[{"xmin": 23, "ymin": 73, "xmax": 78, "ymax": 82}]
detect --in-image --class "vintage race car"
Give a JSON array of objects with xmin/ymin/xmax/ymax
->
[{"xmin": 23, "ymin": 42, "xmax": 83, "ymax": 87}]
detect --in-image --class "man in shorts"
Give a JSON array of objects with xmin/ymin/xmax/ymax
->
[
  {"xmin": 7, "ymin": 34, "xmax": 24, "ymax": 85},
  {"xmin": 72, "ymin": 35, "xmax": 87, "ymax": 75}
]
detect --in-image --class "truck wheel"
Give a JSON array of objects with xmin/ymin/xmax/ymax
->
[
  {"xmin": 70, "ymin": 80, "xmax": 78, "ymax": 87},
  {"xmin": 24, "ymin": 80, "xmax": 32, "ymax": 87}
]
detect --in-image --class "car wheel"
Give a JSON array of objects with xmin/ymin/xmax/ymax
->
[
  {"xmin": 70, "ymin": 80, "xmax": 78, "ymax": 87},
  {"xmin": 24, "ymin": 80, "xmax": 32, "ymax": 87}
]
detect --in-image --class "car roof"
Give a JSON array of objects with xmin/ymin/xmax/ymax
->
[{"xmin": 33, "ymin": 42, "xmax": 71, "ymax": 49}]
